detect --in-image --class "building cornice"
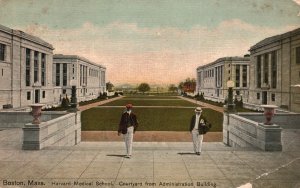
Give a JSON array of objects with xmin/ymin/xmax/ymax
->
[
  {"xmin": 53, "ymin": 54, "xmax": 106, "ymax": 69},
  {"xmin": 197, "ymin": 56, "xmax": 250, "ymax": 70},
  {"xmin": 250, "ymin": 27, "xmax": 300, "ymax": 51},
  {"xmin": 0, "ymin": 24, "xmax": 54, "ymax": 50}
]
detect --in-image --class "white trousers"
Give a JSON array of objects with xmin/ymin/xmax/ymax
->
[
  {"xmin": 192, "ymin": 130, "xmax": 203, "ymax": 153},
  {"xmin": 123, "ymin": 126, "xmax": 134, "ymax": 156}
]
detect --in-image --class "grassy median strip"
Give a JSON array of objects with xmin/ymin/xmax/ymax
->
[
  {"xmin": 81, "ymin": 108, "xmax": 223, "ymax": 132},
  {"xmin": 101, "ymin": 99, "xmax": 199, "ymax": 107}
]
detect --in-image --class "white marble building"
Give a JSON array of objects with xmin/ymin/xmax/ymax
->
[
  {"xmin": 0, "ymin": 24, "xmax": 55, "ymax": 110},
  {"xmin": 53, "ymin": 54, "xmax": 106, "ymax": 103},
  {"xmin": 196, "ymin": 56, "xmax": 250, "ymax": 103},
  {"xmin": 248, "ymin": 27, "xmax": 300, "ymax": 112}
]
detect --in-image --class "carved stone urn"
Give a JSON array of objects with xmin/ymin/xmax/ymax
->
[
  {"xmin": 30, "ymin": 104, "xmax": 44, "ymax": 124},
  {"xmin": 261, "ymin": 105, "xmax": 278, "ymax": 125}
]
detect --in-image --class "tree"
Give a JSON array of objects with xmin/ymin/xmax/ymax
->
[
  {"xmin": 168, "ymin": 84, "xmax": 178, "ymax": 92},
  {"xmin": 137, "ymin": 83, "xmax": 150, "ymax": 93},
  {"xmin": 178, "ymin": 78, "xmax": 196, "ymax": 93},
  {"xmin": 106, "ymin": 82, "xmax": 114, "ymax": 92}
]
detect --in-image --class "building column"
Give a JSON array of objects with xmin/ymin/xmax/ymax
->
[
  {"xmin": 268, "ymin": 53, "xmax": 272, "ymax": 87},
  {"xmin": 30, "ymin": 50, "xmax": 34, "ymax": 86},
  {"xmin": 38, "ymin": 52, "xmax": 41, "ymax": 84},
  {"xmin": 60, "ymin": 64, "xmax": 63, "ymax": 87},
  {"xmin": 260, "ymin": 56, "xmax": 264, "ymax": 85},
  {"xmin": 247, "ymin": 65, "xmax": 250, "ymax": 88}
]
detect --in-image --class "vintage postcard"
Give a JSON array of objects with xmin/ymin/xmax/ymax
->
[{"xmin": 0, "ymin": 0, "xmax": 299, "ymax": 188}]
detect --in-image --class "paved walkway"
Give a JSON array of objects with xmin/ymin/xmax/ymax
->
[
  {"xmin": 0, "ymin": 128, "xmax": 299, "ymax": 188},
  {"xmin": 179, "ymin": 97, "xmax": 224, "ymax": 113},
  {"xmin": 78, "ymin": 96, "xmax": 124, "ymax": 111},
  {"xmin": 95, "ymin": 106, "xmax": 202, "ymax": 108}
]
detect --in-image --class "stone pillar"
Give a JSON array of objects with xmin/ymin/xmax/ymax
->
[
  {"xmin": 247, "ymin": 65, "xmax": 250, "ymax": 88},
  {"xmin": 268, "ymin": 53, "xmax": 272, "ymax": 87},
  {"xmin": 257, "ymin": 123, "xmax": 282, "ymax": 151},
  {"xmin": 38, "ymin": 52, "xmax": 41, "ymax": 84},
  {"xmin": 223, "ymin": 111, "xmax": 230, "ymax": 145},
  {"xmin": 261, "ymin": 56, "xmax": 264, "ymax": 86},
  {"xmin": 30, "ymin": 50, "xmax": 34, "ymax": 86},
  {"xmin": 60, "ymin": 64, "xmax": 63, "ymax": 87}
]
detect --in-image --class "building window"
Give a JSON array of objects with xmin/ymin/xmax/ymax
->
[
  {"xmin": 56, "ymin": 63, "xmax": 60, "ymax": 86},
  {"xmin": 0, "ymin": 43, "xmax": 5, "ymax": 61},
  {"xmin": 271, "ymin": 93, "xmax": 275, "ymax": 101},
  {"xmin": 257, "ymin": 93, "xmax": 260, "ymax": 99},
  {"xmin": 271, "ymin": 51, "xmax": 277, "ymax": 88},
  {"xmin": 235, "ymin": 65, "xmax": 240, "ymax": 87},
  {"xmin": 34, "ymin": 51, "xmax": 39, "ymax": 83},
  {"xmin": 263, "ymin": 53, "xmax": 269, "ymax": 84},
  {"xmin": 63, "ymin": 89, "xmax": 66, "ymax": 94},
  {"xmin": 256, "ymin": 55, "xmax": 261, "ymax": 88},
  {"xmin": 42, "ymin": 91, "xmax": 45, "ymax": 98},
  {"xmin": 236, "ymin": 90, "xmax": 240, "ymax": 95},
  {"xmin": 296, "ymin": 47, "xmax": 300, "ymax": 64},
  {"xmin": 27, "ymin": 92, "xmax": 31, "ymax": 100},
  {"xmin": 26, "ymin": 49, "xmax": 31, "ymax": 86},
  {"xmin": 41, "ymin": 53, "xmax": 46, "ymax": 86},
  {"xmin": 242, "ymin": 65, "xmax": 247, "ymax": 87},
  {"xmin": 63, "ymin": 63, "xmax": 67, "ymax": 86},
  {"xmin": 1, "ymin": 69, "xmax": 3, "ymax": 76}
]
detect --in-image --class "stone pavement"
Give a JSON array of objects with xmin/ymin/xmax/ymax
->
[
  {"xmin": 0, "ymin": 128, "xmax": 299, "ymax": 188},
  {"xmin": 179, "ymin": 97, "xmax": 224, "ymax": 113},
  {"xmin": 81, "ymin": 131, "xmax": 222, "ymax": 142}
]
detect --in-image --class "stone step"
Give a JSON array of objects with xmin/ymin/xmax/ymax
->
[{"xmin": 45, "ymin": 141, "xmax": 260, "ymax": 152}]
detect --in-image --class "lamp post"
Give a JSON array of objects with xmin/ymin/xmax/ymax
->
[
  {"xmin": 69, "ymin": 79, "xmax": 78, "ymax": 111},
  {"xmin": 226, "ymin": 80, "xmax": 235, "ymax": 113}
]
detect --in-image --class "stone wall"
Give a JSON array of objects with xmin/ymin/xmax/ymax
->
[
  {"xmin": 0, "ymin": 111, "xmax": 66, "ymax": 128},
  {"xmin": 223, "ymin": 112, "xmax": 282, "ymax": 151},
  {"xmin": 238, "ymin": 113, "xmax": 300, "ymax": 129},
  {"xmin": 22, "ymin": 111, "xmax": 81, "ymax": 150}
]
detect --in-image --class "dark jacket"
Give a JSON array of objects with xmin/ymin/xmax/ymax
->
[
  {"xmin": 189, "ymin": 114, "xmax": 211, "ymax": 134},
  {"xmin": 118, "ymin": 111, "xmax": 139, "ymax": 134}
]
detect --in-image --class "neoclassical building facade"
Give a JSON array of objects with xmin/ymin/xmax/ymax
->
[
  {"xmin": 248, "ymin": 28, "xmax": 300, "ymax": 112},
  {"xmin": 53, "ymin": 54, "xmax": 106, "ymax": 102},
  {"xmin": 196, "ymin": 57, "xmax": 250, "ymax": 103},
  {"xmin": 0, "ymin": 24, "xmax": 55, "ymax": 110}
]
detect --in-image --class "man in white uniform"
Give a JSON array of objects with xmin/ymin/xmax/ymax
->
[
  {"xmin": 118, "ymin": 104, "xmax": 138, "ymax": 158},
  {"xmin": 189, "ymin": 107, "xmax": 208, "ymax": 155}
]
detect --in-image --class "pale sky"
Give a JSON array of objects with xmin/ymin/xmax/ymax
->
[{"xmin": 0, "ymin": 0, "xmax": 299, "ymax": 85}]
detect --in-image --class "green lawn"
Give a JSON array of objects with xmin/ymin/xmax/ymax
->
[
  {"xmin": 102, "ymin": 98, "xmax": 199, "ymax": 107},
  {"xmin": 81, "ymin": 108, "xmax": 223, "ymax": 132}
]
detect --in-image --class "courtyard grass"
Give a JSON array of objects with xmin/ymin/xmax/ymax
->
[{"xmin": 81, "ymin": 108, "xmax": 223, "ymax": 132}]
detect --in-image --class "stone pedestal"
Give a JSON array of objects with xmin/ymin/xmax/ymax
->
[{"xmin": 257, "ymin": 123, "xmax": 282, "ymax": 151}]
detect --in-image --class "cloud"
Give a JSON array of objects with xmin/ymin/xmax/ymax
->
[{"xmin": 17, "ymin": 20, "xmax": 298, "ymax": 85}]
